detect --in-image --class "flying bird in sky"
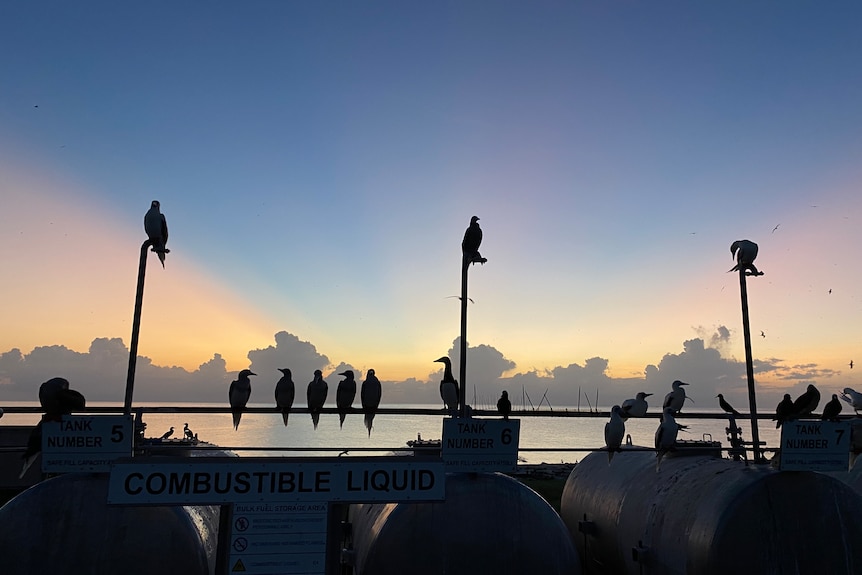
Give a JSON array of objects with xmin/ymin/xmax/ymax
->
[
  {"xmin": 621, "ymin": 392, "xmax": 651, "ymax": 419},
  {"xmin": 144, "ymin": 200, "xmax": 169, "ymax": 268},
  {"xmin": 228, "ymin": 369, "xmax": 256, "ymax": 430},
  {"xmin": 716, "ymin": 394, "xmax": 741, "ymax": 416},
  {"xmin": 729, "ymin": 239, "xmax": 763, "ymax": 276},
  {"xmin": 336, "ymin": 370, "xmax": 357, "ymax": 428},
  {"xmin": 307, "ymin": 369, "xmax": 328, "ymax": 430},
  {"xmin": 461, "ymin": 215, "xmax": 487, "ymax": 266},
  {"xmin": 604, "ymin": 405, "xmax": 625, "ymax": 463},
  {"xmin": 435, "ymin": 356, "xmax": 459, "ymax": 415},
  {"xmin": 497, "ymin": 390, "xmax": 512, "ymax": 420},
  {"xmin": 663, "ymin": 380, "xmax": 691, "ymax": 414},
  {"xmin": 274, "ymin": 368, "xmax": 295, "ymax": 427},
  {"xmin": 361, "ymin": 369, "xmax": 382, "ymax": 436},
  {"xmin": 850, "ymin": 360, "xmax": 854, "ymax": 369}
]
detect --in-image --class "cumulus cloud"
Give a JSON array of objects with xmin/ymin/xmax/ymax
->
[{"xmin": 247, "ymin": 331, "xmax": 331, "ymax": 386}]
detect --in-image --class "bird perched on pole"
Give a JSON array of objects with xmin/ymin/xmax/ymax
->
[
  {"xmin": 655, "ymin": 407, "xmax": 679, "ymax": 471},
  {"xmin": 841, "ymin": 388, "xmax": 862, "ymax": 414},
  {"xmin": 774, "ymin": 394, "xmax": 794, "ymax": 428},
  {"xmin": 274, "ymin": 368, "xmax": 295, "ymax": 427},
  {"xmin": 663, "ymin": 380, "xmax": 691, "ymax": 414},
  {"xmin": 621, "ymin": 392, "xmax": 652, "ymax": 419},
  {"xmin": 716, "ymin": 393, "xmax": 741, "ymax": 416},
  {"xmin": 791, "ymin": 384, "xmax": 820, "ymax": 419},
  {"xmin": 729, "ymin": 239, "xmax": 763, "ymax": 276},
  {"xmin": 21, "ymin": 377, "xmax": 86, "ymax": 478},
  {"xmin": 307, "ymin": 370, "xmax": 328, "ymax": 430},
  {"xmin": 604, "ymin": 405, "xmax": 626, "ymax": 463},
  {"xmin": 497, "ymin": 391, "xmax": 512, "ymax": 419},
  {"xmin": 821, "ymin": 394, "xmax": 842, "ymax": 421},
  {"xmin": 361, "ymin": 369, "xmax": 382, "ymax": 437},
  {"xmin": 462, "ymin": 216, "xmax": 487, "ymax": 266},
  {"xmin": 435, "ymin": 356, "xmax": 459, "ymax": 415},
  {"xmin": 228, "ymin": 369, "xmax": 256, "ymax": 430},
  {"xmin": 144, "ymin": 200, "xmax": 169, "ymax": 268},
  {"xmin": 336, "ymin": 370, "xmax": 357, "ymax": 429}
]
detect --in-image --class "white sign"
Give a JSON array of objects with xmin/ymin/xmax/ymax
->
[
  {"xmin": 108, "ymin": 457, "xmax": 445, "ymax": 505},
  {"xmin": 229, "ymin": 502, "xmax": 328, "ymax": 575},
  {"xmin": 42, "ymin": 415, "xmax": 134, "ymax": 472},
  {"xmin": 780, "ymin": 420, "xmax": 850, "ymax": 471},
  {"xmin": 442, "ymin": 418, "xmax": 520, "ymax": 472}
]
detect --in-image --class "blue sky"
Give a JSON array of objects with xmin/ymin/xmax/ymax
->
[{"xmin": 1, "ymin": 2, "xmax": 861, "ymax": 409}]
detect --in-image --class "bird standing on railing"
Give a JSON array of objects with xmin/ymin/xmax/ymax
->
[
  {"xmin": 183, "ymin": 423, "xmax": 194, "ymax": 440},
  {"xmin": 840, "ymin": 387, "xmax": 862, "ymax": 414},
  {"xmin": 361, "ymin": 369, "xmax": 382, "ymax": 437},
  {"xmin": 791, "ymin": 384, "xmax": 820, "ymax": 419},
  {"xmin": 716, "ymin": 394, "xmax": 741, "ymax": 416},
  {"xmin": 605, "ymin": 405, "xmax": 625, "ymax": 463},
  {"xmin": 435, "ymin": 356, "xmax": 459, "ymax": 415},
  {"xmin": 821, "ymin": 394, "xmax": 842, "ymax": 421},
  {"xmin": 160, "ymin": 427, "xmax": 174, "ymax": 439},
  {"xmin": 774, "ymin": 394, "xmax": 794, "ymax": 428},
  {"xmin": 621, "ymin": 392, "xmax": 652, "ymax": 419},
  {"xmin": 274, "ymin": 368, "xmax": 295, "ymax": 427},
  {"xmin": 336, "ymin": 370, "xmax": 357, "ymax": 429},
  {"xmin": 655, "ymin": 407, "xmax": 679, "ymax": 471},
  {"xmin": 144, "ymin": 200, "xmax": 169, "ymax": 268},
  {"xmin": 21, "ymin": 377, "xmax": 86, "ymax": 478},
  {"xmin": 307, "ymin": 369, "xmax": 328, "ymax": 430},
  {"xmin": 663, "ymin": 380, "xmax": 690, "ymax": 414},
  {"xmin": 228, "ymin": 369, "xmax": 256, "ymax": 430},
  {"xmin": 462, "ymin": 216, "xmax": 487, "ymax": 266},
  {"xmin": 497, "ymin": 391, "xmax": 512, "ymax": 420}
]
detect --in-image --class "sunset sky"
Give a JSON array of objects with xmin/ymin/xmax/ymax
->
[{"xmin": 1, "ymin": 2, "xmax": 861, "ymax": 409}]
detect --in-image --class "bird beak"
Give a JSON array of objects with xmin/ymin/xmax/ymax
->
[
  {"xmin": 681, "ymin": 382, "xmax": 689, "ymax": 386},
  {"xmin": 645, "ymin": 393, "xmax": 653, "ymax": 397},
  {"xmin": 250, "ymin": 371, "xmax": 257, "ymax": 376}
]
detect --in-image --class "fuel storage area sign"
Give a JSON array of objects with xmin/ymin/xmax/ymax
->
[{"xmin": 107, "ymin": 456, "xmax": 445, "ymax": 505}]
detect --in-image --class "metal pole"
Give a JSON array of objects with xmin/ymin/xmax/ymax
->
[
  {"xmin": 738, "ymin": 270, "xmax": 762, "ymax": 462},
  {"xmin": 459, "ymin": 255, "xmax": 469, "ymax": 418},
  {"xmin": 124, "ymin": 239, "xmax": 153, "ymax": 416}
]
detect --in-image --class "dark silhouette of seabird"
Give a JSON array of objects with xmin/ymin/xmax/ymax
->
[
  {"xmin": 840, "ymin": 388, "xmax": 862, "ymax": 414},
  {"xmin": 228, "ymin": 369, "xmax": 256, "ymax": 430},
  {"xmin": 144, "ymin": 200, "xmax": 169, "ymax": 268},
  {"xmin": 604, "ymin": 405, "xmax": 625, "ymax": 463},
  {"xmin": 183, "ymin": 423, "xmax": 194, "ymax": 439},
  {"xmin": 821, "ymin": 394, "xmax": 842, "ymax": 421},
  {"xmin": 792, "ymin": 384, "xmax": 820, "ymax": 419},
  {"xmin": 274, "ymin": 368, "xmax": 295, "ymax": 427},
  {"xmin": 729, "ymin": 240, "xmax": 764, "ymax": 276},
  {"xmin": 21, "ymin": 377, "xmax": 86, "ymax": 478},
  {"xmin": 851, "ymin": 360, "xmax": 855, "ymax": 369},
  {"xmin": 655, "ymin": 407, "xmax": 679, "ymax": 471},
  {"xmin": 336, "ymin": 370, "xmax": 357, "ymax": 428},
  {"xmin": 435, "ymin": 356, "xmax": 459, "ymax": 415},
  {"xmin": 663, "ymin": 380, "xmax": 690, "ymax": 414},
  {"xmin": 760, "ymin": 331, "xmax": 766, "ymax": 338},
  {"xmin": 462, "ymin": 216, "xmax": 487, "ymax": 266},
  {"xmin": 774, "ymin": 394, "xmax": 794, "ymax": 428},
  {"xmin": 307, "ymin": 369, "xmax": 328, "ymax": 430},
  {"xmin": 497, "ymin": 391, "xmax": 512, "ymax": 419},
  {"xmin": 621, "ymin": 392, "xmax": 652, "ymax": 419},
  {"xmin": 716, "ymin": 394, "xmax": 741, "ymax": 416},
  {"xmin": 160, "ymin": 427, "xmax": 174, "ymax": 439},
  {"xmin": 361, "ymin": 369, "xmax": 382, "ymax": 436}
]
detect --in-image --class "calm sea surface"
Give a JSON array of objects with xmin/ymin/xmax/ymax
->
[{"xmin": 1, "ymin": 402, "xmax": 783, "ymax": 464}]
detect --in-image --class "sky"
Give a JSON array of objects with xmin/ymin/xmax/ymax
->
[{"xmin": 1, "ymin": 2, "xmax": 861, "ymax": 412}]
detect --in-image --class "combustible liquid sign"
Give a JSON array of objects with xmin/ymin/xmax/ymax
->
[
  {"xmin": 42, "ymin": 415, "xmax": 134, "ymax": 473},
  {"xmin": 779, "ymin": 420, "xmax": 850, "ymax": 472},
  {"xmin": 228, "ymin": 502, "xmax": 328, "ymax": 575},
  {"xmin": 442, "ymin": 418, "xmax": 520, "ymax": 472}
]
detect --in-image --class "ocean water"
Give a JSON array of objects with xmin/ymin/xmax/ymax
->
[{"xmin": 1, "ymin": 401, "xmax": 783, "ymax": 464}]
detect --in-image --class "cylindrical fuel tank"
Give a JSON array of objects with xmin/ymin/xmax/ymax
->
[
  {"xmin": 0, "ymin": 473, "xmax": 211, "ymax": 575},
  {"xmin": 349, "ymin": 472, "xmax": 580, "ymax": 575},
  {"xmin": 561, "ymin": 450, "xmax": 862, "ymax": 575}
]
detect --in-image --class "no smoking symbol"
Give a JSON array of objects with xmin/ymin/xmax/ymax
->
[
  {"xmin": 234, "ymin": 517, "xmax": 249, "ymax": 532},
  {"xmin": 232, "ymin": 537, "xmax": 248, "ymax": 552}
]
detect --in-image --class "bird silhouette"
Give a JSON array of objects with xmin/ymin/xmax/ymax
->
[
  {"xmin": 228, "ymin": 369, "xmax": 256, "ymax": 430},
  {"xmin": 840, "ymin": 388, "xmax": 862, "ymax": 414},
  {"xmin": 851, "ymin": 360, "xmax": 854, "ymax": 369},
  {"xmin": 716, "ymin": 394, "xmax": 740, "ymax": 416},
  {"xmin": 160, "ymin": 427, "xmax": 174, "ymax": 440},
  {"xmin": 774, "ymin": 394, "xmax": 794, "ymax": 428},
  {"xmin": 361, "ymin": 369, "xmax": 382, "ymax": 437},
  {"xmin": 655, "ymin": 407, "xmax": 679, "ymax": 471},
  {"xmin": 435, "ymin": 356, "xmax": 460, "ymax": 415},
  {"xmin": 621, "ymin": 392, "xmax": 652, "ymax": 419},
  {"xmin": 462, "ymin": 216, "xmax": 487, "ymax": 266},
  {"xmin": 604, "ymin": 405, "xmax": 626, "ymax": 463},
  {"xmin": 21, "ymin": 377, "xmax": 86, "ymax": 478},
  {"xmin": 144, "ymin": 200, "xmax": 169, "ymax": 268},
  {"xmin": 821, "ymin": 394, "xmax": 842, "ymax": 421},
  {"xmin": 183, "ymin": 423, "xmax": 194, "ymax": 440},
  {"xmin": 336, "ymin": 370, "xmax": 357, "ymax": 428},
  {"xmin": 729, "ymin": 239, "xmax": 763, "ymax": 276},
  {"xmin": 307, "ymin": 370, "xmax": 328, "ymax": 430},
  {"xmin": 274, "ymin": 368, "xmax": 295, "ymax": 427},
  {"xmin": 663, "ymin": 380, "xmax": 691, "ymax": 414},
  {"xmin": 791, "ymin": 384, "xmax": 820, "ymax": 419},
  {"xmin": 497, "ymin": 391, "xmax": 512, "ymax": 420}
]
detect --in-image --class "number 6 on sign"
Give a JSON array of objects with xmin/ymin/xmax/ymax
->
[{"xmin": 442, "ymin": 419, "xmax": 521, "ymax": 472}]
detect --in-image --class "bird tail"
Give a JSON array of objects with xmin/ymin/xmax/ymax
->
[
  {"xmin": 656, "ymin": 451, "xmax": 664, "ymax": 472},
  {"xmin": 281, "ymin": 409, "xmax": 289, "ymax": 427},
  {"xmin": 364, "ymin": 412, "xmax": 375, "ymax": 436},
  {"xmin": 607, "ymin": 449, "xmax": 615, "ymax": 464},
  {"xmin": 339, "ymin": 412, "xmax": 346, "ymax": 428},
  {"xmin": 311, "ymin": 412, "xmax": 320, "ymax": 430},
  {"xmin": 157, "ymin": 250, "xmax": 166, "ymax": 268},
  {"xmin": 232, "ymin": 411, "xmax": 242, "ymax": 430}
]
